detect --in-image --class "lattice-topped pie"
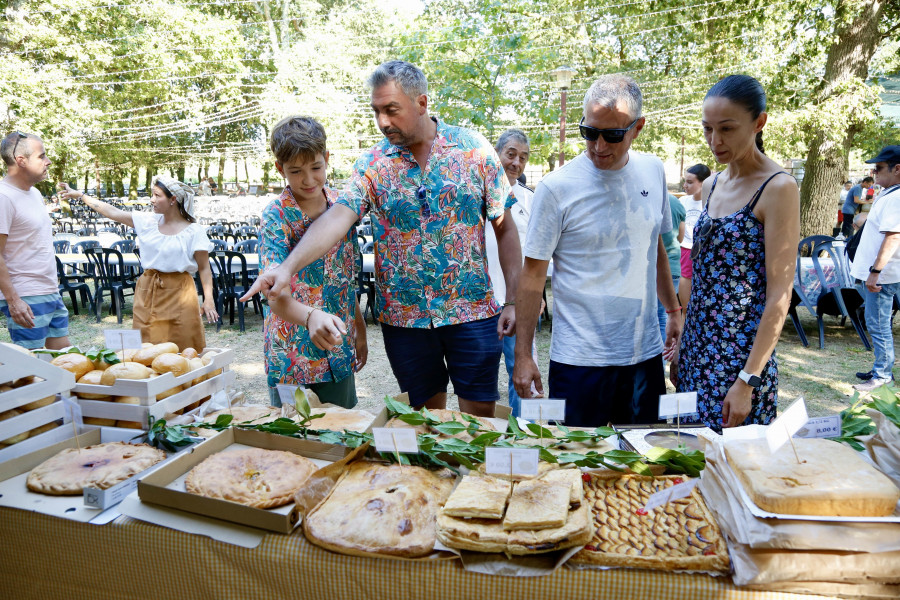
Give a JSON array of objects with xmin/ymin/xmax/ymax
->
[{"xmin": 569, "ymin": 473, "xmax": 729, "ymax": 572}]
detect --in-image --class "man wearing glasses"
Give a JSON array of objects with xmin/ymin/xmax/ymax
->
[
  {"xmin": 513, "ymin": 74, "xmax": 681, "ymax": 427},
  {"xmin": 0, "ymin": 132, "xmax": 71, "ymax": 349},
  {"xmin": 244, "ymin": 61, "xmax": 521, "ymax": 417},
  {"xmin": 849, "ymin": 145, "xmax": 900, "ymax": 392}
]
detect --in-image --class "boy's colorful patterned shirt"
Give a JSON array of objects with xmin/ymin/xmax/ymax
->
[
  {"xmin": 260, "ymin": 186, "xmax": 358, "ymax": 386},
  {"xmin": 337, "ymin": 118, "xmax": 514, "ymax": 328}
]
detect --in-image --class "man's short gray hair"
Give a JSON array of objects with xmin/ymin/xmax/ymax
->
[
  {"xmin": 366, "ymin": 61, "xmax": 428, "ymax": 99},
  {"xmin": 495, "ymin": 129, "xmax": 529, "ymax": 153},
  {"xmin": 582, "ymin": 74, "xmax": 643, "ymax": 120},
  {"xmin": 0, "ymin": 131, "xmax": 38, "ymax": 166}
]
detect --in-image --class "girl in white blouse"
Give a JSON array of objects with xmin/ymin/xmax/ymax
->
[{"xmin": 60, "ymin": 176, "xmax": 218, "ymax": 351}]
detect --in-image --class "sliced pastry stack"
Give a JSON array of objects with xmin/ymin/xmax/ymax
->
[{"xmin": 436, "ymin": 468, "xmax": 593, "ymax": 555}]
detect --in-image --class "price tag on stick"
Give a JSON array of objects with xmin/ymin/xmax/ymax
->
[
  {"xmin": 275, "ymin": 384, "xmax": 299, "ymax": 407},
  {"xmin": 103, "ymin": 329, "xmax": 143, "ymax": 361},
  {"xmin": 484, "ymin": 447, "xmax": 539, "ymax": 476},
  {"xmin": 766, "ymin": 397, "xmax": 808, "ymax": 460},
  {"xmin": 371, "ymin": 427, "xmax": 419, "ymax": 454},
  {"xmin": 520, "ymin": 399, "xmax": 566, "ymax": 422},
  {"xmin": 658, "ymin": 392, "xmax": 698, "ymax": 420}
]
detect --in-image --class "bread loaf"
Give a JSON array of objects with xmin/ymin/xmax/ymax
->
[
  {"xmin": 0, "ymin": 409, "xmax": 29, "ymax": 444},
  {"xmin": 151, "ymin": 353, "xmax": 189, "ymax": 377},
  {"xmin": 76, "ymin": 370, "xmax": 111, "ymax": 399},
  {"xmin": 51, "ymin": 354, "xmax": 95, "ymax": 379},
  {"xmin": 100, "ymin": 362, "xmax": 151, "ymax": 386},
  {"xmin": 725, "ymin": 438, "xmax": 900, "ymax": 517}
]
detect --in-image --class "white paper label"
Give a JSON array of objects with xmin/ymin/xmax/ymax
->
[
  {"xmin": 644, "ymin": 478, "xmax": 698, "ymax": 512},
  {"xmin": 766, "ymin": 397, "xmax": 809, "ymax": 453},
  {"xmin": 520, "ymin": 398, "xmax": 566, "ymax": 421},
  {"xmin": 61, "ymin": 394, "xmax": 83, "ymax": 427},
  {"xmin": 658, "ymin": 392, "xmax": 698, "ymax": 419},
  {"xmin": 794, "ymin": 415, "xmax": 841, "ymax": 439},
  {"xmin": 484, "ymin": 447, "xmax": 539, "ymax": 476},
  {"xmin": 371, "ymin": 427, "xmax": 419, "ymax": 454},
  {"xmin": 103, "ymin": 329, "xmax": 143, "ymax": 350},
  {"xmin": 275, "ymin": 384, "xmax": 299, "ymax": 407}
]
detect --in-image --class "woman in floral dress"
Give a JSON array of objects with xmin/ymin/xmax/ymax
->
[{"xmin": 673, "ymin": 75, "xmax": 799, "ymax": 433}]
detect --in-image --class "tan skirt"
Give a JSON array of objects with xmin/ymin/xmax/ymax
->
[{"xmin": 133, "ymin": 270, "xmax": 206, "ymax": 353}]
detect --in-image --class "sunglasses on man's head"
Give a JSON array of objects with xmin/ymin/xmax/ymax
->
[
  {"xmin": 10, "ymin": 131, "xmax": 27, "ymax": 158},
  {"xmin": 579, "ymin": 117, "xmax": 640, "ymax": 144}
]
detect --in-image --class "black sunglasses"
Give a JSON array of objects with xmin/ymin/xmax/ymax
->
[
  {"xmin": 579, "ymin": 117, "xmax": 640, "ymax": 144},
  {"xmin": 10, "ymin": 131, "xmax": 27, "ymax": 159},
  {"xmin": 417, "ymin": 184, "xmax": 430, "ymax": 217},
  {"xmin": 690, "ymin": 219, "xmax": 718, "ymax": 262}
]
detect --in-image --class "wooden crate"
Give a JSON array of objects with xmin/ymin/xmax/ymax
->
[{"xmin": 0, "ymin": 345, "xmax": 76, "ymax": 459}]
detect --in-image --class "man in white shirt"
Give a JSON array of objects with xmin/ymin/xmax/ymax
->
[
  {"xmin": 0, "ymin": 131, "xmax": 71, "ymax": 349},
  {"xmin": 512, "ymin": 75, "xmax": 681, "ymax": 426},
  {"xmin": 486, "ymin": 129, "xmax": 535, "ymax": 416},
  {"xmin": 850, "ymin": 145, "xmax": 900, "ymax": 392}
]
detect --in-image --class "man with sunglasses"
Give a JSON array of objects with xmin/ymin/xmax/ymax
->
[
  {"xmin": 244, "ymin": 61, "xmax": 521, "ymax": 417},
  {"xmin": 0, "ymin": 131, "xmax": 71, "ymax": 349},
  {"xmin": 849, "ymin": 145, "xmax": 900, "ymax": 392},
  {"xmin": 512, "ymin": 74, "xmax": 681, "ymax": 427}
]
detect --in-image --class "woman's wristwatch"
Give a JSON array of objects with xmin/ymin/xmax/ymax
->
[{"xmin": 738, "ymin": 369, "xmax": 762, "ymax": 388}]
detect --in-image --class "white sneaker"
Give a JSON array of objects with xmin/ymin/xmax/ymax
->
[{"xmin": 853, "ymin": 377, "xmax": 892, "ymax": 393}]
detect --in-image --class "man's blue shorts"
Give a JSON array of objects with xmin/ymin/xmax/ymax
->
[
  {"xmin": 381, "ymin": 315, "xmax": 502, "ymax": 407},
  {"xmin": 0, "ymin": 293, "xmax": 69, "ymax": 349}
]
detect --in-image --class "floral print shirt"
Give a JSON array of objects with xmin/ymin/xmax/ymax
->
[
  {"xmin": 261, "ymin": 186, "xmax": 358, "ymax": 386},
  {"xmin": 336, "ymin": 117, "xmax": 514, "ymax": 328}
]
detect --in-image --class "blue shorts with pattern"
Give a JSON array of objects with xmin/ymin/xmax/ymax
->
[{"xmin": 0, "ymin": 293, "xmax": 69, "ymax": 349}]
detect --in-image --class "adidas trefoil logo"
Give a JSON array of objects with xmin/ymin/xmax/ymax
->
[{"xmin": 640, "ymin": 190, "xmax": 649, "ymax": 197}]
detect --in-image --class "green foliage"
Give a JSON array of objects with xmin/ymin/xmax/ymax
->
[{"xmin": 32, "ymin": 345, "xmax": 121, "ymax": 365}]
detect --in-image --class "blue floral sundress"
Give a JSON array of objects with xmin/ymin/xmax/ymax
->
[{"xmin": 678, "ymin": 172, "xmax": 789, "ymax": 433}]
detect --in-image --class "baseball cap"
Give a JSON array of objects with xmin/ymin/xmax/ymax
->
[{"xmin": 864, "ymin": 145, "xmax": 900, "ymax": 164}]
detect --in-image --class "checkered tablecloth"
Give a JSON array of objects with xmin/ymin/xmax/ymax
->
[{"xmin": 0, "ymin": 507, "xmax": 841, "ymax": 600}]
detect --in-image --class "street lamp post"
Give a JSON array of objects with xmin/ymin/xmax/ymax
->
[{"xmin": 553, "ymin": 66, "xmax": 576, "ymax": 167}]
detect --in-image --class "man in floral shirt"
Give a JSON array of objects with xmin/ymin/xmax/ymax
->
[{"xmin": 246, "ymin": 61, "xmax": 521, "ymax": 417}]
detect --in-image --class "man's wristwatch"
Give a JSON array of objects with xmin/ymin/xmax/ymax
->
[
  {"xmin": 869, "ymin": 266, "xmax": 882, "ymax": 274},
  {"xmin": 738, "ymin": 369, "xmax": 762, "ymax": 388}
]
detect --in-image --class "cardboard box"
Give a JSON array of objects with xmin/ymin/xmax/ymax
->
[
  {"xmin": 71, "ymin": 347, "xmax": 234, "ymax": 405},
  {"xmin": 0, "ymin": 345, "xmax": 75, "ymax": 448},
  {"xmin": 76, "ymin": 369, "xmax": 236, "ymax": 428},
  {"xmin": 138, "ymin": 427, "xmax": 358, "ymax": 534},
  {"xmin": 0, "ymin": 426, "xmax": 182, "ymax": 519}
]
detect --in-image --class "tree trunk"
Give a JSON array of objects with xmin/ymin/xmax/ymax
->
[
  {"xmin": 146, "ymin": 164, "xmax": 153, "ymax": 192},
  {"xmin": 115, "ymin": 171, "xmax": 125, "ymax": 197},
  {"xmin": 176, "ymin": 164, "xmax": 186, "ymax": 183},
  {"xmin": 94, "ymin": 159, "xmax": 101, "ymax": 198},
  {"xmin": 244, "ymin": 158, "xmax": 250, "ymax": 185},
  {"xmin": 197, "ymin": 165, "xmax": 203, "ymax": 183},
  {"xmin": 799, "ymin": 0, "xmax": 885, "ymax": 237},
  {"xmin": 203, "ymin": 161, "xmax": 209, "ymax": 179},
  {"xmin": 128, "ymin": 168, "xmax": 139, "ymax": 200},
  {"xmin": 53, "ymin": 154, "xmax": 66, "ymax": 186},
  {"xmin": 84, "ymin": 168, "xmax": 89, "ymax": 191},
  {"xmin": 217, "ymin": 128, "xmax": 226, "ymax": 190}
]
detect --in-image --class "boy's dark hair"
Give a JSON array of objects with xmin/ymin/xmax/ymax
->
[
  {"xmin": 685, "ymin": 163, "xmax": 712, "ymax": 182},
  {"xmin": 270, "ymin": 116, "xmax": 327, "ymax": 164},
  {"xmin": 862, "ymin": 176, "xmax": 874, "ymax": 184}
]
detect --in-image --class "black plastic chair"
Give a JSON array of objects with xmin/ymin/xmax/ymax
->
[
  {"xmin": 210, "ymin": 238, "xmax": 228, "ymax": 252},
  {"xmin": 232, "ymin": 226, "xmax": 258, "ymax": 243},
  {"xmin": 71, "ymin": 240, "xmax": 100, "ymax": 254},
  {"xmin": 209, "ymin": 250, "xmax": 262, "ymax": 332},
  {"xmin": 84, "ymin": 247, "xmax": 136, "ymax": 324},
  {"xmin": 808, "ymin": 238, "xmax": 871, "ymax": 350},
  {"xmin": 233, "ymin": 239, "xmax": 259, "ymax": 254},
  {"xmin": 53, "ymin": 240, "xmax": 70, "ymax": 254},
  {"xmin": 55, "ymin": 256, "xmax": 93, "ymax": 315}
]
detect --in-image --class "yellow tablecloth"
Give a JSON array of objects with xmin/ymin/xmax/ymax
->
[{"xmin": 0, "ymin": 506, "xmax": 841, "ymax": 600}]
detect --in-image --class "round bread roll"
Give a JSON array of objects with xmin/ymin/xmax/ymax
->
[
  {"xmin": 151, "ymin": 353, "xmax": 190, "ymax": 378},
  {"xmin": 142, "ymin": 342, "xmax": 154, "ymax": 348},
  {"xmin": 0, "ymin": 409, "xmax": 29, "ymax": 444},
  {"xmin": 84, "ymin": 417, "xmax": 117, "ymax": 426},
  {"xmin": 156, "ymin": 384, "xmax": 187, "ymax": 401},
  {"xmin": 181, "ymin": 347, "xmax": 199, "ymax": 359},
  {"xmin": 132, "ymin": 342, "xmax": 179, "ymax": 366},
  {"xmin": 13, "ymin": 375, "xmax": 37, "ymax": 387},
  {"xmin": 115, "ymin": 396, "xmax": 142, "ymax": 405},
  {"xmin": 100, "ymin": 362, "xmax": 151, "ymax": 386},
  {"xmin": 51, "ymin": 354, "xmax": 95, "ymax": 380},
  {"xmin": 92, "ymin": 357, "xmax": 112, "ymax": 371},
  {"xmin": 21, "ymin": 395, "xmax": 56, "ymax": 411},
  {"xmin": 0, "ymin": 342, "xmax": 32, "ymax": 355},
  {"xmin": 76, "ymin": 370, "xmax": 112, "ymax": 399},
  {"xmin": 187, "ymin": 358, "xmax": 207, "ymax": 386},
  {"xmin": 0, "ymin": 384, "xmax": 13, "ymax": 394},
  {"xmin": 116, "ymin": 420, "xmax": 145, "ymax": 430},
  {"xmin": 29, "ymin": 422, "xmax": 59, "ymax": 437}
]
